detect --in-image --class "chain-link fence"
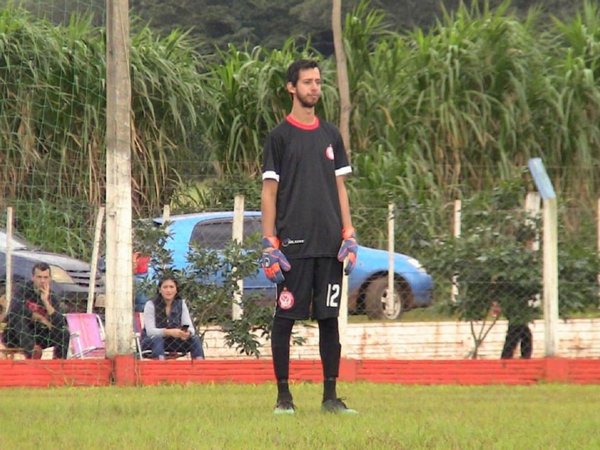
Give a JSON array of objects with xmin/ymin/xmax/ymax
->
[{"xmin": 2, "ymin": 186, "xmax": 600, "ymax": 360}]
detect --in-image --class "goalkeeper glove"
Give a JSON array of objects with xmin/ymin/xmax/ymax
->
[
  {"xmin": 337, "ymin": 227, "xmax": 358, "ymax": 275},
  {"xmin": 261, "ymin": 236, "xmax": 291, "ymax": 284}
]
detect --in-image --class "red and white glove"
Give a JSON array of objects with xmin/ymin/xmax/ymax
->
[
  {"xmin": 337, "ymin": 227, "xmax": 358, "ymax": 275},
  {"xmin": 261, "ymin": 237, "xmax": 291, "ymax": 284}
]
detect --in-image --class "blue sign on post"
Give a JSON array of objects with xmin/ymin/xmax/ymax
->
[{"xmin": 528, "ymin": 158, "xmax": 556, "ymax": 200}]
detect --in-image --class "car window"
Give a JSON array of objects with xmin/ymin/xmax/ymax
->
[{"xmin": 189, "ymin": 217, "xmax": 262, "ymax": 250}]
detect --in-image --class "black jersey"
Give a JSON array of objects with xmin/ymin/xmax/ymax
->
[{"xmin": 262, "ymin": 115, "xmax": 351, "ymax": 259}]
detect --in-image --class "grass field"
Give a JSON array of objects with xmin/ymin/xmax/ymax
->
[{"xmin": 1, "ymin": 382, "xmax": 599, "ymax": 449}]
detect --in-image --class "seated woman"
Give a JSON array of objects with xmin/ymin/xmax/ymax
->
[{"xmin": 142, "ymin": 276, "xmax": 204, "ymax": 360}]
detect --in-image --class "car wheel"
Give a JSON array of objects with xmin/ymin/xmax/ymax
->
[{"xmin": 364, "ymin": 276, "xmax": 409, "ymax": 320}]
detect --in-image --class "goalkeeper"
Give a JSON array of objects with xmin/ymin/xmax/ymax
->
[{"xmin": 261, "ymin": 59, "xmax": 358, "ymax": 415}]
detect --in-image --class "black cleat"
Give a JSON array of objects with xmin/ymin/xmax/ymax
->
[
  {"xmin": 273, "ymin": 399, "xmax": 296, "ymax": 415},
  {"xmin": 321, "ymin": 398, "xmax": 358, "ymax": 415}
]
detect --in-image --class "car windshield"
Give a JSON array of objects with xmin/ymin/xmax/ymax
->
[{"xmin": 0, "ymin": 230, "xmax": 29, "ymax": 251}]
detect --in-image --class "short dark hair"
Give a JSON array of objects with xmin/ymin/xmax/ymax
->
[
  {"xmin": 32, "ymin": 262, "xmax": 51, "ymax": 275},
  {"xmin": 286, "ymin": 59, "xmax": 320, "ymax": 87}
]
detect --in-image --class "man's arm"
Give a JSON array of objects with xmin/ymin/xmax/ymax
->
[
  {"xmin": 261, "ymin": 179, "xmax": 278, "ymax": 237},
  {"xmin": 31, "ymin": 312, "xmax": 53, "ymax": 329},
  {"xmin": 39, "ymin": 284, "xmax": 56, "ymax": 317},
  {"xmin": 336, "ymin": 175, "xmax": 358, "ymax": 275},
  {"xmin": 336, "ymin": 175, "xmax": 353, "ymax": 230}
]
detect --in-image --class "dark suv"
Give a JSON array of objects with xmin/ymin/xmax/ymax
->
[{"xmin": 0, "ymin": 230, "xmax": 105, "ymax": 317}]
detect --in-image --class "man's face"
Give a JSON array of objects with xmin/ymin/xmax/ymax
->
[
  {"xmin": 288, "ymin": 67, "xmax": 321, "ymax": 108},
  {"xmin": 32, "ymin": 268, "xmax": 51, "ymax": 291}
]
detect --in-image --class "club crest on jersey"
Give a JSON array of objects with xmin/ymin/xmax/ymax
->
[
  {"xmin": 325, "ymin": 144, "xmax": 334, "ymax": 160},
  {"xmin": 278, "ymin": 288, "xmax": 295, "ymax": 310}
]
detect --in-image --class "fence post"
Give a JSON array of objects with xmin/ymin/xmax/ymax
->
[
  {"xmin": 232, "ymin": 195, "xmax": 244, "ymax": 320},
  {"xmin": 387, "ymin": 203, "xmax": 395, "ymax": 311},
  {"xmin": 528, "ymin": 158, "xmax": 559, "ymax": 356},
  {"xmin": 542, "ymin": 197, "xmax": 559, "ymax": 355},
  {"xmin": 525, "ymin": 193, "xmax": 541, "ymax": 252},
  {"xmin": 4, "ymin": 207, "xmax": 13, "ymax": 316},
  {"xmin": 451, "ymin": 199, "xmax": 461, "ymax": 303},
  {"xmin": 87, "ymin": 206, "xmax": 105, "ymax": 313}
]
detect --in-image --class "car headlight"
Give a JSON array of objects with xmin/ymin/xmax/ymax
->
[{"xmin": 49, "ymin": 265, "xmax": 75, "ymax": 284}]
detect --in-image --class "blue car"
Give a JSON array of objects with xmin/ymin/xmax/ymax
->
[{"xmin": 143, "ymin": 211, "xmax": 433, "ymax": 320}]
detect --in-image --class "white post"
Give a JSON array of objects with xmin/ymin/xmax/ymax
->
[
  {"xmin": 232, "ymin": 195, "xmax": 244, "ymax": 320},
  {"xmin": 525, "ymin": 192, "xmax": 541, "ymax": 252},
  {"xmin": 597, "ymin": 197, "xmax": 600, "ymax": 303},
  {"xmin": 451, "ymin": 199, "xmax": 461, "ymax": 302},
  {"xmin": 543, "ymin": 197, "xmax": 559, "ymax": 356},
  {"xmin": 527, "ymin": 158, "xmax": 559, "ymax": 357},
  {"xmin": 162, "ymin": 205, "xmax": 171, "ymax": 239},
  {"xmin": 525, "ymin": 192, "xmax": 541, "ymax": 311},
  {"xmin": 4, "ymin": 207, "xmax": 13, "ymax": 314},
  {"xmin": 339, "ymin": 261, "xmax": 349, "ymax": 358},
  {"xmin": 387, "ymin": 203, "xmax": 395, "ymax": 313},
  {"xmin": 162, "ymin": 204, "xmax": 170, "ymax": 223},
  {"xmin": 160, "ymin": 205, "xmax": 171, "ymax": 271},
  {"xmin": 87, "ymin": 206, "xmax": 105, "ymax": 313}
]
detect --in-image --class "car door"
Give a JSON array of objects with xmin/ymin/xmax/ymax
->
[{"xmin": 188, "ymin": 216, "xmax": 275, "ymax": 299}]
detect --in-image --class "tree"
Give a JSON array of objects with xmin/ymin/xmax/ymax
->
[
  {"xmin": 425, "ymin": 180, "xmax": 542, "ymax": 359},
  {"xmin": 332, "ymin": 0, "xmax": 352, "ymax": 156}
]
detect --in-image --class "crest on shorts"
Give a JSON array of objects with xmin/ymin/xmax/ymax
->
[
  {"xmin": 278, "ymin": 288, "xmax": 295, "ymax": 310},
  {"xmin": 325, "ymin": 144, "xmax": 334, "ymax": 160}
]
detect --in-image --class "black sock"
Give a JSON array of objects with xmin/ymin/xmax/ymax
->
[
  {"xmin": 277, "ymin": 380, "xmax": 292, "ymax": 402},
  {"xmin": 323, "ymin": 377, "xmax": 337, "ymax": 402}
]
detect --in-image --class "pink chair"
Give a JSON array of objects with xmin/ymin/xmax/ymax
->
[{"xmin": 65, "ymin": 313, "xmax": 106, "ymax": 358}]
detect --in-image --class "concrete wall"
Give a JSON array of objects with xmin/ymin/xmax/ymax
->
[{"xmin": 201, "ymin": 318, "xmax": 600, "ymax": 360}]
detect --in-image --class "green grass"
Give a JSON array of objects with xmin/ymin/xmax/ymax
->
[{"xmin": 1, "ymin": 383, "xmax": 599, "ymax": 449}]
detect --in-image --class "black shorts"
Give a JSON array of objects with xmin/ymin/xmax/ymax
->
[{"xmin": 275, "ymin": 257, "xmax": 343, "ymax": 320}]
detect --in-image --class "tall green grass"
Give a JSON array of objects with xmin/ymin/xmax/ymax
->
[
  {"xmin": 0, "ymin": 383, "xmax": 599, "ymax": 449},
  {"xmin": 3, "ymin": 0, "xmax": 600, "ymax": 264}
]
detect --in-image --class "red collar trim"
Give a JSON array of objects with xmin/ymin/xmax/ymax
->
[{"xmin": 286, "ymin": 114, "xmax": 319, "ymax": 130}]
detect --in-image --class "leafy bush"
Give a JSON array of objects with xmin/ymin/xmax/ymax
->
[
  {"xmin": 424, "ymin": 178, "xmax": 600, "ymax": 357},
  {"xmin": 133, "ymin": 220, "xmax": 304, "ymax": 357}
]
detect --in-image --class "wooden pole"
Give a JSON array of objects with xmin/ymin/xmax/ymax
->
[
  {"xmin": 332, "ymin": 0, "xmax": 351, "ymax": 157},
  {"xmin": 87, "ymin": 206, "xmax": 105, "ymax": 313},
  {"xmin": 105, "ymin": 0, "xmax": 133, "ymax": 356},
  {"xmin": 232, "ymin": 195, "xmax": 244, "ymax": 320}
]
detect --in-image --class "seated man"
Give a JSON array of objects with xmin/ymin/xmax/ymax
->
[{"xmin": 4, "ymin": 262, "xmax": 70, "ymax": 359}]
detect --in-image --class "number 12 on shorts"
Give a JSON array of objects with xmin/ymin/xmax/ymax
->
[{"xmin": 326, "ymin": 283, "xmax": 340, "ymax": 307}]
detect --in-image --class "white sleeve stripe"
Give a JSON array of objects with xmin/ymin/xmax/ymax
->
[
  {"xmin": 262, "ymin": 171, "xmax": 279, "ymax": 181},
  {"xmin": 335, "ymin": 166, "xmax": 352, "ymax": 176}
]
